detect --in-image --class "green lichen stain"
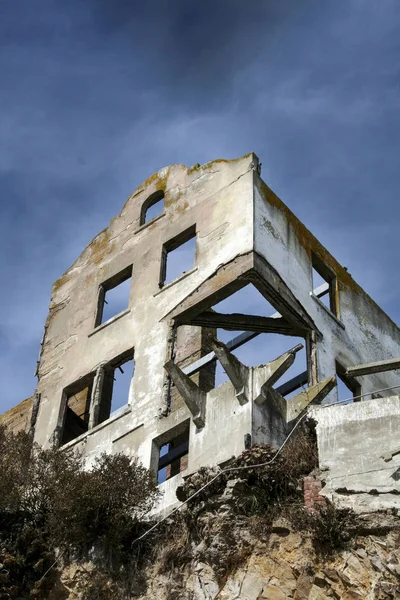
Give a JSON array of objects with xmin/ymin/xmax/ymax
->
[
  {"xmin": 120, "ymin": 167, "xmax": 173, "ymax": 214},
  {"xmin": 259, "ymin": 179, "xmax": 362, "ymax": 291},
  {"xmin": 262, "ymin": 217, "xmax": 283, "ymax": 242},
  {"xmin": 188, "ymin": 163, "xmax": 201, "ymax": 174},
  {"xmin": 120, "ymin": 153, "xmax": 254, "ymax": 215}
]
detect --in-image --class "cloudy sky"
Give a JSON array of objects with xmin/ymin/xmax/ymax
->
[{"xmin": 1, "ymin": 0, "xmax": 400, "ymax": 413}]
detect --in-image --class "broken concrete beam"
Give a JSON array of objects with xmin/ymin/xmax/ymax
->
[
  {"xmin": 254, "ymin": 355, "xmax": 296, "ymax": 405},
  {"xmin": 254, "ymin": 344, "xmax": 304, "ymax": 405},
  {"xmin": 346, "ymin": 357, "xmax": 400, "ymax": 378},
  {"xmin": 190, "ymin": 311, "xmax": 297, "ymax": 335},
  {"xmin": 29, "ymin": 392, "xmax": 41, "ymax": 439},
  {"xmin": 263, "ymin": 386, "xmax": 288, "ymax": 420},
  {"xmin": 380, "ymin": 446, "xmax": 400, "ymax": 462},
  {"xmin": 261, "ymin": 376, "xmax": 336, "ymax": 423},
  {"xmin": 287, "ymin": 376, "xmax": 336, "ymax": 422},
  {"xmin": 164, "ymin": 360, "xmax": 206, "ymax": 428},
  {"xmin": 210, "ymin": 339, "xmax": 249, "ymax": 404}
]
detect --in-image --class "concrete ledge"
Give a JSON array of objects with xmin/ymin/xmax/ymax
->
[
  {"xmin": 61, "ymin": 405, "xmax": 132, "ymax": 450},
  {"xmin": 310, "ymin": 293, "xmax": 345, "ymax": 329},
  {"xmin": 154, "ymin": 267, "xmax": 198, "ymax": 296},
  {"xmin": 88, "ymin": 308, "xmax": 131, "ymax": 337},
  {"xmin": 112, "ymin": 422, "xmax": 144, "ymax": 444},
  {"xmin": 134, "ymin": 212, "xmax": 166, "ymax": 235}
]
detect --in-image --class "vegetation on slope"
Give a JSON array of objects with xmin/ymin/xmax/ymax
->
[
  {"xmin": 0, "ymin": 421, "xmax": 362, "ymax": 599},
  {"xmin": 0, "ymin": 425, "xmax": 159, "ymax": 598}
]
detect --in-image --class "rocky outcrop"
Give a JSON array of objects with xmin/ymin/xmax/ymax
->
[
  {"xmin": 43, "ymin": 440, "xmax": 400, "ymax": 599},
  {"xmin": 54, "ymin": 515, "xmax": 400, "ymax": 600}
]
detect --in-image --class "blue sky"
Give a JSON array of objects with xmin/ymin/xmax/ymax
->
[{"xmin": 1, "ymin": 0, "xmax": 400, "ymax": 412}]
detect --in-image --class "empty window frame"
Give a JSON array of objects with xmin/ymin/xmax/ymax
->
[
  {"xmin": 336, "ymin": 360, "xmax": 361, "ymax": 403},
  {"xmin": 195, "ymin": 283, "xmax": 309, "ymax": 395},
  {"xmin": 159, "ymin": 225, "xmax": 196, "ymax": 287},
  {"xmin": 97, "ymin": 351, "xmax": 135, "ymax": 425},
  {"xmin": 311, "ymin": 253, "xmax": 338, "ymax": 316},
  {"xmin": 61, "ymin": 374, "xmax": 94, "ymax": 446},
  {"xmin": 59, "ymin": 350, "xmax": 134, "ymax": 446},
  {"xmin": 153, "ymin": 422, "xmax": 190, "ymax": 484},
  {"xmin": 140, "ymin": 190, "xmax": 165, "ymax": 225},
  {"xmin": 172, "ymin": 282, "xmax": 313, "ymax": 399},
  {"xmin": 95, "ymin": 265, "xmax": 132, "ymax": 327}
]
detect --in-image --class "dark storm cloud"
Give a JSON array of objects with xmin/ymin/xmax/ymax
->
[{"xmin": 1, "ymin": 0, "xmax": 400, "ymax": 411}]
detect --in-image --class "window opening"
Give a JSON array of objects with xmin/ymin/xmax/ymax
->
[
  {"xmin": 212, "ymin": 283, "xmax": 279, "ymax": 385},
  {"xmin": 155, "ymin": 423, "xmax": 190, "ymax": 484},
  {"xmin": 96, "ymin": 266, "xmax": 132, "ymax": 326},
  {"xmin": 157, "ymin": 443, "xmax": 170, "ymax": 484},
  {"xmin": 59, "ymin": 352, "xmax": 134, "ymax": 445},
  {"xmin": 160, "ymin": 225, "xmax": 196, "ymax": 287},
  {"xmin": 213, "ymin": 283, "xmax": 277, "ymax": 317},
  {"xmin": 141, "ymin": 190, "xmax": 164, "ymax": 225},
  {"xmin": 209, "ymin": 284, "xmax": 305, "ymax": 392},
  {"xmin": 98, "ymin": 354, "xmax": 135, "ymax": 425},
  {"xmin": 312, "ymin": 253, "xmax": 338, "ymax": 315},
  {"xmin": 336, "ymin": 361, "xmax": 361, "ymax": 404},
  {"xmin": 215, "ymin": 332, "xmax": 307, "ymax": 394},
  {"xmin": 110, "ymin": 358, "xmax": 135, "ymax": 414},
  {"xmin": 61, "ymin": 375, "xmax": 94, "ymax": 446}
]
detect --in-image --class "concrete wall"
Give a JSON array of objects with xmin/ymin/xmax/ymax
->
[
  {"xmin": 188, "ymin": 380, "xmax": 251, "ymax": 474},
  {"xmin": 254, "ymin": 175, "xmax": 400, "ymax": 403},
  {"xmin": 310, "ymin": 396, "xmax": 400, "ymax": 512},
  {"xmin": 34, "ymin": 154, "xmax": 257, "ymax": 473}
]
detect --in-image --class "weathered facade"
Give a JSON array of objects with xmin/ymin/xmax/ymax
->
[
  {"xmin": 4, "ymin": 152, "xmax": 400, "ymax": 513},
  {"xmin": 311, "ymin": 395, "xmax": 400, "ymax": 512}
]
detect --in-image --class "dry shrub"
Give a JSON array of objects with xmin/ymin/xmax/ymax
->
[
  {"xmin": 230, "ymin": 421, "xmax": 318, "ymax": 515},
  {"xmin": 248, "ymin": 513, "xmax": 275, "ymax": 540},
  {"xmin": 176, "ymin": 465, "xmax": 226, "ymax": 503},
  {"xmin": 0, "ymin": 424, "xmax": 33, "ymax": 511},
  {"xmin": 155, "ymin": 515, "xmax": 192, "ymax": 574},
  {"xmin": 291, "ymin": 502, "xmax": 357, "ymax": 556},
  {"xmin": 0, "ymin": 425, "xmax": 160, "ymax": 598},
  {"xmin": 84, "ymin": 571, "xmax": 125, "ymax": 600},
  {"xmin": 279, "ymin": 418, "xmax": 318, "ymax": 478},
  {"xmin": 47, "ymin": 452, "xmax": 160, "ymax": 561}
]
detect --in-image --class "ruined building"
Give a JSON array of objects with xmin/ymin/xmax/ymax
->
[{"xmin": 2, "ymin": 152, "xmax": 400, "ymax": 514}]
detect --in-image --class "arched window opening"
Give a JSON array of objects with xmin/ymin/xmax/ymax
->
[{"xmin": 141, "ymin": 190, "xmax": 165, "ymax": 225}]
